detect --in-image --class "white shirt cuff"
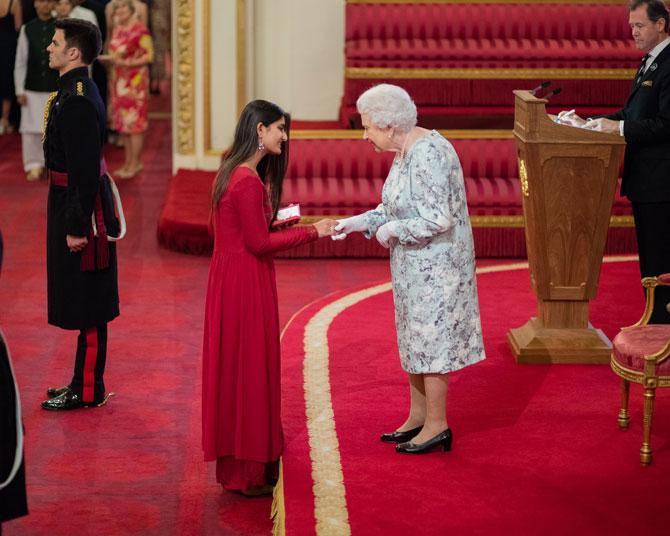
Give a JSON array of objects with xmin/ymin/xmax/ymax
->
[{"xmin": 619, "ymin": 121, "xmax": 624, "ymax": 136}]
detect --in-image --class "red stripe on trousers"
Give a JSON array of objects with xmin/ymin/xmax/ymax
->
[{"xmin": 83, "ymin": 328, "xmax": 97, "ymax": 402}]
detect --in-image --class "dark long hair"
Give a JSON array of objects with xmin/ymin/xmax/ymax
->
[{"xmin": 212, "ymin": 100, "xmax": 291, "ymax": 224}]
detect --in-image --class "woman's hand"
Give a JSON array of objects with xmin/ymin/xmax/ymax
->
[
  {"xmin": 375, "ymin": 221, "xmax": 399, "ymax": 248},
  {"xmin": 313, "ymin": 219, "xmax": 338, "ymax": 238},
  {"xmin": 332, "ymin": 214, "xmax": 368, "ymax": 240}
]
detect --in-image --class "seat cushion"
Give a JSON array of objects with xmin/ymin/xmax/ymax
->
[
  {"xmin": 612, "ymin": 325, "xmax": 670, "ymax": 374},
  {"xmin": 345, "ymin": 4, "xmax": 631, "ymax": 42},
  {"xmin": 281, "ymin": 138, "xmax": 632, "ymax": 218},
  {"xmin": 346, "ymin": 38, "xmax": 638, "ymax": 68}
]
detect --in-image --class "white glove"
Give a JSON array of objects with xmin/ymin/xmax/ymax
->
[
  {"xmin": 375, "ymin": 221, "xmax": 399, "ymax": 248},
  {"xmin": 331, "ymin": 214, "xmax": 368, "ymax": 241}
]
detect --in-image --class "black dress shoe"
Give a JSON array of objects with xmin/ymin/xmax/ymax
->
[
  {"xmin": 46, "ymin": 385, "xmax": 71, "ymax": 398},
  {"xmin": 41, "ymin": 390, "xmax": 102, "ymax": 411},
  {"xmin": 380, "ymin": 425, "xmax": 423, "ymax": 443},
  {"xmin": 395, "ymin": 428, "xmax": 452, "ymax": 454}
]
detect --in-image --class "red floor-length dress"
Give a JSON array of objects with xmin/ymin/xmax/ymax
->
[{"xmin": 202, "ymin": 166, "xmax": 318, "ymax": 491}]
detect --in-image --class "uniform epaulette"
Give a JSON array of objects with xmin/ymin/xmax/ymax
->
[{"xmin": 76, "ymin": 81, "xmax": 85, "ymax": 96}]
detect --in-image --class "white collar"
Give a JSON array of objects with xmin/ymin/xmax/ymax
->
[{"xmin": 648, "ymin": 36, "xmax": 670, "ymax": 61}]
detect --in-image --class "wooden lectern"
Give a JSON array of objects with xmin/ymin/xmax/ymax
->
[{"xmin": 507, "ymin": 90, "xmax": 626, "ymax": 364}]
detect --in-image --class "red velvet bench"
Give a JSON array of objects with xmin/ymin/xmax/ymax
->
[
  {"xmin": 340, "ymin": 1, "xmax": 638, "ymax": 128},
  {"xmin": 157, "ymin": 132, "xmax": 636, "ymax": 258}
]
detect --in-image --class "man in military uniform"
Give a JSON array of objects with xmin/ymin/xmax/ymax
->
[{"xmin": 41, "ymin": 18, "xmax": 119, "ymax": 410}]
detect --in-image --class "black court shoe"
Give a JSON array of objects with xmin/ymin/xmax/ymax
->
[
  {"xmin": 380, "ymin": 425, "xmax": 423, "ymax": 443},
  {"xmin": 395, "ymin": 428, "xmax": 452, "ymax": 454},
  {"xmin": 46, "ymin": 385, "xmax": 71, "ymax": 398},
  {"xmin": 41, "ymin": 390, "xmax": 113, "ymax": 411}
]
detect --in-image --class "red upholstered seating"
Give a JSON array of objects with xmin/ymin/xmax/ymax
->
[
  {"xmin": 283, "ymin": 137, "xmax": 631, "ymax": 217},
  {"xmin": 341, "ymin": 2, "xmax": 638, "ymax": 127},
  {"xmin": 346, "ymin": 4, "xmax": 633, "ymax": 65},
  {"xmin": 284, "ymin": 138, "xmax": 523, "ymax": 216},
  {"xmin": 610, "ymin": 274, "xmax": 670, "ymax": 465},
  {"xmin": 157, "ymin": 135, "xmax": 636, "ymax": 258},
  {"xmin": 613, "ymin": 325, "xmax": 670, "ymax": 375},
  {"xmin": 275, "ymin": 135, "xmax": 634, "ymax": 258}
]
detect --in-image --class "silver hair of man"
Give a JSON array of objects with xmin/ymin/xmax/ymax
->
[{"xmin": 356, "ymin": 84, "xmax": 418, "ymax": 133}]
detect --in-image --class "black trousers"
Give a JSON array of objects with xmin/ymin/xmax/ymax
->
[
  {"xmin": 632, "ymin": 202, "xmax": 670, "ymax": 323},
  {"xmin": 69, "ymin": 324, "xmax": 108, "ymax": 403}
]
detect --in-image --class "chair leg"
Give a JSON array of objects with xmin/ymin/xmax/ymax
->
[
  {"xmin": 617, "ymin": 379, "xmax": 630, "ymax": 429},
  {"xmin": 640, "ymin": 386, "xmax": 656, "ymax": 465}
]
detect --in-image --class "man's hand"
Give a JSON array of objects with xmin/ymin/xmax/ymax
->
[
  {"xmin": 66, "ymin": 235, "xmax": 88, "ymax": 253},
  {"xmin": 556, "ymin": 111, "xmax": 587, "ymax": 127},
  {"xmin": 16, "ymin": 94, "xmax": 27, "ymax": 106},
  {"xmin": 583, "ymin": 118, "xmax": 620, "ymax": 134}
]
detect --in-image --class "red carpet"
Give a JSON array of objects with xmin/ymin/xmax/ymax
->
[
  {"xmin": 0, "ymin": 97, "xmax": 663, "ymax": 534},
  {"xmin": 277, "ymin": 259, "xmax": 669, "ymax": 535},
  {"xmin": 0, "ymin": 124, "xmax": 395, "ymax": 534}
]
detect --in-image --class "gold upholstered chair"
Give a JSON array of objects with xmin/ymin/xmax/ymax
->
[{"xmin": 610, "ymin": 273, "xmax": 670, "ymax": 465}]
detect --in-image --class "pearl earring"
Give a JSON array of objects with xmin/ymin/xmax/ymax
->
[{"xmin": 258, "ymin": 138, "xmax": 265, "ymax": 151}]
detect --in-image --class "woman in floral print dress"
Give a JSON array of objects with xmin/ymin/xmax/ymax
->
[
  {"xmin": 334, "ymin": 84, "xmax": 486, "ymax": 454},
  {"xmin": 101, "ymin": 0, "xmax": 153, "ymax": 179}
]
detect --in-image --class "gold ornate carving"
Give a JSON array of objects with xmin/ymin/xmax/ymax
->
[
  {"xmin": 519, "ymin": 158, "xmax": 529, "ymax": 197},
  {"xmin": 176, "ymin": 0, "xmax": 195, "ymax": 155},
  {"xmin": 346, "ymin": 67, "xmax": 636, "ymax": 80},
  {"xmin": 611, "ymin": 359, "xmax": 644, "ymax": 383}
]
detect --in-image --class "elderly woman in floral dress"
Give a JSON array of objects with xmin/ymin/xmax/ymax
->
[
  {"xmin": 334, "ymin": 84, "xmax": 486, "ymax": 454},
  {"xmin": 100, "ymin": 0, "xmax": 152, "ymax": 179}
]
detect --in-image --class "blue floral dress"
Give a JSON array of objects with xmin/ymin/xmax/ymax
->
[{"xmin": 364, "ymin": 131, "xmax": 486, "ymax": 374}]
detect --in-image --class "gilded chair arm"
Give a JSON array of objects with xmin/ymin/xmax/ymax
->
[{"xmin": 627, "ymin": 273, "xmax": 670, "ymax": 328}]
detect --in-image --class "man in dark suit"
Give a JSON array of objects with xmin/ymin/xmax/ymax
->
[{"xmin": 571, "ymin": 0, "xmax": 670, "ymax": 323}]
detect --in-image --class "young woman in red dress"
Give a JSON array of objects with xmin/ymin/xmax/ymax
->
[{"xmin": 202, "ymin": 100, "xmax": 337, "ymax": 495}]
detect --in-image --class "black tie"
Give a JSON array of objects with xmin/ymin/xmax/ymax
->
[{"xmin": 636, "ymin": 54, "xmax": 650, "ymax": 84}]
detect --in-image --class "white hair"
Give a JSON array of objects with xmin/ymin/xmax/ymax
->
[{"xmin": 356, "ymin": 84, "xmax": 417, "ymax": 133}]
